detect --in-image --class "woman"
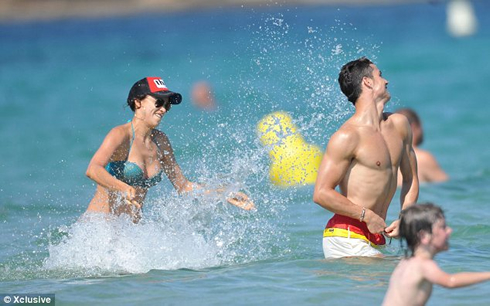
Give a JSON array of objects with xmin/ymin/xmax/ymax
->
[{"xmin": 85, "ymin": 77, "xmax": 254, "ymax": 222}]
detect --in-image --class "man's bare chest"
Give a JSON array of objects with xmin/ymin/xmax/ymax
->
[{"xmin": 355, "ymin": 129, "xmax": 403, "ymax": 169}]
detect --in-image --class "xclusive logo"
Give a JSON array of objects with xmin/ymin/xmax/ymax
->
[{"xmin": 1, "ymin": 294, "xmax": 55, "ymax": 305}]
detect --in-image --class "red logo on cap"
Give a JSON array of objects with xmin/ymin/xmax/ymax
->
[{"xmin": 147, "ymin": 77, "xmax": 169, "ymax": 93}]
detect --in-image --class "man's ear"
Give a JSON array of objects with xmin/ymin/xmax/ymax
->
[{"xmin": 362, "ymin": 76, "xmax": 373, "ymax": 89}]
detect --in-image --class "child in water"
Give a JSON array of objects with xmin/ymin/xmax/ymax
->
[{"xmin": 383, "ymin": 203, "xmax": 490, "ymax": 306}]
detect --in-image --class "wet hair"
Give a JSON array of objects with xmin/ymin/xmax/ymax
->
[
  {"xmin": 127, "ymin": 94, "xmax": 147, "ymax": 112},
  {"xmin": 399, "ymin": 203, "xmax": 445, "ymax": 257},
  {"xmin": 338, "ymin": 57, "xmax": 374, "ymax": 105},
  {"xmin": 395, "ymin": 108, "xmax": 424, "ymax": 146}
]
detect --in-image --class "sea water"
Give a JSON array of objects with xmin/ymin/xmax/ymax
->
[{"xmin": 1, "ymin": 1, "xmax": 490, "ymax": 305}]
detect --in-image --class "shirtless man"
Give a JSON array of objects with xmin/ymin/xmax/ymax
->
[
  {"xmin": 313, "ymin": 57, "xmax": 419, "ymax": 258},
  {"xmin": 396, "ymin": 108, "xmax": 448, "ymax": 184}
]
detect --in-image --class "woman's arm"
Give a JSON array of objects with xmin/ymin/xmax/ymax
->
[
  {"xmin": 86, "ymin": 126, "xmax": 138, "ymax": 202},
  {"xmin": 153, "ymin": 130, "xmax": 195, "ymax": 193},
  {"xmin": 154, "ymin": 130, "xmax": 254, "ymax": 210}
]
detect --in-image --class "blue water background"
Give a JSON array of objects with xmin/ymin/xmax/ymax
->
[{"xmin": 1, "ymin": 1, "xmax": 490, "ymax": 305}]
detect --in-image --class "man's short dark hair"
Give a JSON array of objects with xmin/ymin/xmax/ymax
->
[{"xmin": 338, "ymin": 57, "xmax": 374, "ymax": 105}]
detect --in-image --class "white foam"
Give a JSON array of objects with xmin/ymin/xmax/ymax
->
[{"xmin": 44, "ymin": 181, "xmax": 283, "ymax": 275}]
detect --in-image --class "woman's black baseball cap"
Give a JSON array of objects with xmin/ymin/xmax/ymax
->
[{"xmin": 127, "ymin": 77, "xmax": 182, "ymax": 105}]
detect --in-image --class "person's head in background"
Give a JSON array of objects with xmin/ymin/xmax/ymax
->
[
  {"xmin": 191, "ymin": 81, "xmax": 216, "ymax": 111},
  {"xmin": 396, "ymin": 108, "xmax": 423, "ymax": 146}
]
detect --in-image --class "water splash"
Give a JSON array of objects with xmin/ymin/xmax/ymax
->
[
  {"xmin": 7, "ymin": 13, "xmax": 383, "ymax": 280},
  {"xmin": 235, "ymin": 14, "xmax": 381, "ymax": 147},
  {"xmin": 43, "ymin": 185, "xmax": 286, "ymax": 277}
]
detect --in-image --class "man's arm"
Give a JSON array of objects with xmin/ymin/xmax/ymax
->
[
  {"xmin": 400, "ymin": 144, "xmax": 419, "ymax": 208},
  {"xmin": 313, "ymin": 129, "xmax": 386, "ymax": 234},
  {"xmin": 386, "ymin": 115, "xmax": 419, "ymax": 237}
]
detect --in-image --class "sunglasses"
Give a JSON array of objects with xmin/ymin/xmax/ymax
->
[{"xmin": 155, "ymin": 99, "xmax": 172, "ymax": 111}]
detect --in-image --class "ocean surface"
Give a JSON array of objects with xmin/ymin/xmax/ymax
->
[{"xmin": 1, "ymin": 1, "xmax": 490, "ymax": 305}]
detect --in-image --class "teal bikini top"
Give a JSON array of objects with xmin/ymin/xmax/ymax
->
[{"xmin": 106, "ymin": 123, "xmax": 163, "ymax": 188}]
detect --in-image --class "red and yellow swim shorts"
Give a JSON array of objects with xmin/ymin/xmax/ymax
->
[{"xmin": 323, "ymin": 214, "xmax": 386, "ymax": 246}]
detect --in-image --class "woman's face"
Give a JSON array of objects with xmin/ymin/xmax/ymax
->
[{"xmin": 137, "ymin": 95, "xmax": 170, "ymax": 127}]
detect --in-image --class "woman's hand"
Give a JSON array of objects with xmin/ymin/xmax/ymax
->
[
  {"xmin": 186, "ymin": 184, "xmax": 255, "ymax": 211},
  {"xmin": 123, "ymin": 185, "xmax": 138, "ymax": 203},
  {"xmin": 226, "ymin": 191, "xmax": 255, "ymax": 211},
  {"xmin": 123, "ymin": 198, "xmax": 142, "ymax": 223},
  {"xmin": 123, "ymin": 185, "xmax": 142, "ymax": 221}
]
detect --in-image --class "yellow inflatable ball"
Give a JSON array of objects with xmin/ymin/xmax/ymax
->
[{"xmin": 257, "ymin": 111, "xmax": 323, "ymax": 187}]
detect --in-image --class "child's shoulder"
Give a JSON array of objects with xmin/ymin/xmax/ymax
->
[
  {"xmin": 399, "ymin": 256, "xmax": 432, "ymax": 271},
  {"xmin": 408, "ymin": 256, "xmax": 442, "ymax": 277}
]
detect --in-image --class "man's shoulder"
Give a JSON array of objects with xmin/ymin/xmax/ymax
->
[
  {"xmin": 333, "ymin": 122, "xmax": 360, "ymax": 140},
  {"xmin": 385, "ymin": 112, "xmax": 411, "ymax": 136},
  {"xmin": 385, "ymin": 112, "xmax": 410, "ymax": 126},
  {"xmin": 327, "ymin": 123, "xmax": 360, "ymax": 153}
]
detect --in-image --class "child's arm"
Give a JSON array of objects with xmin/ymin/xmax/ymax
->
[{"xmin": 423, "ymin": 260, "xmax": 490, "ymax": 288}]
